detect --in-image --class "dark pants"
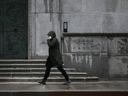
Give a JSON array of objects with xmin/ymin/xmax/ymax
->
[{"xmin": 42, "ymin": 65, "xmax": 70, "ymax": 83}]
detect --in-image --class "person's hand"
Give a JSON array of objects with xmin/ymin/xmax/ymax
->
[{"xmin": 48, "ymin": 36, "xmax": 52, "ymax": 39}]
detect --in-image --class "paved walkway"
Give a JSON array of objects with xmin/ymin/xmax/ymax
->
[{"xmin": 0, "ymin": 81, "xmax": 128, "ymax": 92}]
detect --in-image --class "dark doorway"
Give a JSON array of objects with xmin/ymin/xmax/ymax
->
[{"xmin": 0, "ymin": 0, "xmax": 28, "ymax": 59}]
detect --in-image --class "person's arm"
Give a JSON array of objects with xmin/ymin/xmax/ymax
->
[{"xmin": 47, "ymin": 38, "xmax": 57, "ymax": 47}]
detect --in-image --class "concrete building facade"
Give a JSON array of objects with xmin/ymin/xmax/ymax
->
[
  {"xmin": 0, "ymin": 0, "xmax": 128, "ymax": 79},
  {"xmin": 28, "ymin": 0, "xmax": 128, "ymax": 79}
]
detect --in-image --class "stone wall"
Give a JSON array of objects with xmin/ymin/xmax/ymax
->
[
  {"xmin": 62, "ymin": 0, "xmax": 128, "ymax": 33},
  {"xmin": 63, "ymin": 35, "xmax": 128, "ymax": 78},
  {"xmin": 61, "ymin": 0, "xmax": 128, "ymax": 78},
  {"xmin": 63, "ymin": 36, "xmax": 109, "ymax": 77},
  {"xmin": 29, "ymin": 0, "xmax": 128, "ymax": 78},
  {"xmin": 29, "ymin": 0, "xmax": 62, "ymax": 58}
]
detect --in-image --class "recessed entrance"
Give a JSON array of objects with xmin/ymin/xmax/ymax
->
[{"xmin": 0, "ymin": 0, "xmax": 28, "ymax": 59}]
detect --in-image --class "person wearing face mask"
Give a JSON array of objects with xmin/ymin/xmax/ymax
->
[{"xmin": 39, "ymin": 31, "xmax": 71, "ymax": 85}]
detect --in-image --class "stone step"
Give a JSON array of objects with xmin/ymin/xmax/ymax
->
[
  {"xmin": 0, "ymin": 64, "xmax": 70, "ymax": 69},
  {"xmin": 0, "ymin": 68, "xmax": 76, "ymax": 72},
  {"xmin": 0, "ymin": 72, "xmax": 87, "ymax": 77},
  {"xmin": 0, "ymin": 64, "xmax": 46, "ymax": 68},
  {"xmin": 0, "ymin": 59, "xmax": 46, "ymax": 64},
  {"xmin": 0, "ymin": 60, "xmax": 99, "ymax": 82},
  {"xmin": 0, "ymin": 77, "xmax": 99, "ymax": 82}
]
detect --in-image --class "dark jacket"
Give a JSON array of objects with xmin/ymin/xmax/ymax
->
[{"xmin": 46, "ymin": 31, "xmax": 63, "ymax": 67}]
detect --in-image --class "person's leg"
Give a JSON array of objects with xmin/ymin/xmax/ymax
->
[
  {"xmin": 57, "ymin": 65, "xmax": 71, "ymax": 84},
  {"xmin": 39, "ymin": 66, "xmax": 51, "ymax": 84}
]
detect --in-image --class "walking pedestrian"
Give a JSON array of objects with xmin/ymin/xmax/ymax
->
[{"xmin": 39, "ymin": 31, "xmax": 71, "ymax": 85}]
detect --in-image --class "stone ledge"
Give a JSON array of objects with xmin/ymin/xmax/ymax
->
[{"xmin": 63, "ymin": 33, "xmax": 128, "ymax": 37}]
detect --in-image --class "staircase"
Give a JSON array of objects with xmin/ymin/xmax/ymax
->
[{"xmin": 0, "ymin": 59, "xmax": 98, "ymax": 83}]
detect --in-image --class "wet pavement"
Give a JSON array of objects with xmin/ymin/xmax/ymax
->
[{"xmin": 0, "ymin": 81, "xmax": 128, "ymax": 92}]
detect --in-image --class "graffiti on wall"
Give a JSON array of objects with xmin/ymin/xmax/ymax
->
[
  {"xmin": 117, "ymin": 38, "xmax": 128, "ymax": 55},
  {"xmin": 110, "ymin": 38, "xmax": 128, "ymax": 55},
  {"xmin": 70, "ymin": 37, "xmax": 106, "ymax": 53},
  {"xmin": 72, "ymin": 54, "xmax": 93, "ymax": 68}
]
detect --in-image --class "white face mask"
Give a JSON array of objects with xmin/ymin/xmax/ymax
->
[{"xmin": 48, "ymin": 36, "xmax": 52, "ymax": 39}]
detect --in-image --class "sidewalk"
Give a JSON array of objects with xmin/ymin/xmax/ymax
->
[{"xmin": 0, "ymin": 81, "xmax": 128, "ymax": 92}]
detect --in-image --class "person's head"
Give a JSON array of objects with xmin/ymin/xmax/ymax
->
[{"xmin": 47, "ymin": 31, "xmax": 56, "ymax": 38}]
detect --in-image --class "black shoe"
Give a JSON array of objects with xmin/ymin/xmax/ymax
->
[
  {"xmin": 63, "ymin": 80, "xmax": 71, "ymax": 85},
  {"xmin": 39, "ymin": 81, "xmax": 46, "ymax": 85}
]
